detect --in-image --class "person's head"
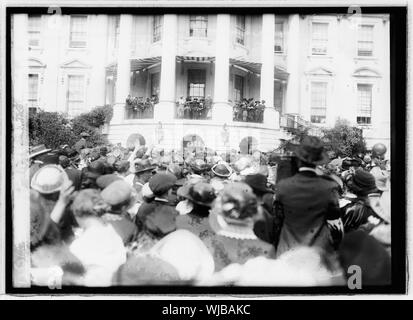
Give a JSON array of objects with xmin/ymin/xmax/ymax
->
[
  {"xmin": 211, "ymin": 162, "xmax": 233, "ymax": 179},
  {"xmin": 189, "ymin": 159, "xmax": 209, "ymax": 176},
  {"xmin": 71, "ymin": 189, "xmax": 109, "ymax": 227},
  {"xmin": 114, "ymin": 160, "xmax": 130, "ymax": 176},
  {"xmin": 137, "ymin": 205, "xmax": 177, "ymax": 238},
  {"xmin": 177, "ymin": 182, "xmax": 216, "ymax": 217},
  {"xmin": 100, "ymin": 146, "xmax": 108, "ymax": 157},
  {"xmin": 294, "ymin": 136, "xmax": 329, "ymax": 169},
  {"xmin": 371, "ymin": 143, "xmax": 387, "ymax": 160},
  {"xmin": 58, "ymin": 155, "xmax": 70, "ymax": 169},
  {"xmin": 167, "ymin": 163, "xmax": 184, "ymax": 180},
  {"xmin": 211, "ymin": 182, "xmax": 258, "ymax": 226},
  {"xmin": 243, "ymin": 174, "xmax": 274, "ymax": 198},
  {"xmin": 346, "ymin": 169, "xmax": 380, "ymax": 197},
  {"xmin": 114, "ymin": 255, "xmax": 180, "ymax": 285},
  {"xmin": 149, "ymin": 173, "xmax": 178, "ymax": 199},
  {"xmin": 96, "ymin": 174, "xmax": 122, "ymax": 190},
  {"xmin": 81, "ymin": 160, "xmax": 106, "ymax": 189},
  {"xmin": 31, "ymin": 164, "xmax": 70, "ymax": 201},
  {"xmin": 100, "ymin": 180, "xmax": 134, "ymax": 214},
  {"xmin": 134, "ymin": 159, "xmax": 157, "ymax": 183}
]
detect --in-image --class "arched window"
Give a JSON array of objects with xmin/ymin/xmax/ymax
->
[{"xmin": 126, "ymin": 133, "xmax": 146, "ymax": 149}]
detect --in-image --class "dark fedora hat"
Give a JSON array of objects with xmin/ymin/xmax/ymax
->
[
  {"xmin": 177, "ymin": 182, "xmax": 216, "ymax": 208},
  {"xmin": 293, "ymin": 136, "xmax": 329, "ymax": 165},
  {"xmin": 243, "ymin": 174, "xmax": 274, "ymax": 195}
]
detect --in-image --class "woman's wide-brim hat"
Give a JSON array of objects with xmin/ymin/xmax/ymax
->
[
  {"xmin": 31, "ymin": 164, "xmax": 69, "ymax": 194},
  {"xmin": 293, "ymin": 136, "xmax": 329, "ymax": 165},
  {"xmin": 177, "ymin": 182, "xmax": 216, "ymax": 208},
  {"xmin": 347, "ymin": 169, "xmax": 379, "ymax": 196},
  {"xmin": 29, "ymin": 144, "xmax": 52, "ymax": 159},
  {"xmin": 211, "ymin": 162, "xmax": 233, "ymax": 178},
  {"xmin": 243, "ymin": 174, "xmax": 274, "ymax": 194}
]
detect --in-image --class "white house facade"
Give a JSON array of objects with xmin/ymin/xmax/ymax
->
[{"xmin": 12, "ymin": 13, "xmax": 390, "ymax": 154}]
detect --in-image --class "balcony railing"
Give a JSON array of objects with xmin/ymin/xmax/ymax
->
[
  {"xmin": 175, "ymin": 97, "xmax": 212, "ymax": 120},
  {"xmin": 280, "ymin": 113, "xmax": 323, "ymax": 137},
  {"xmin": 233, "ymin": 99, "xmax": 265, "ymax": 123},
  {"xmin": 125, "ymin": 95, "xmax": 157, "ymax": 119}
]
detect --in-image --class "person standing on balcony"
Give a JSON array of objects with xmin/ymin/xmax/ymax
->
[
  {"xmin": 258, "ymin": 100, "xmax": 266, "ymax": 123},
  {"xmin": 184, "ymin": 97, "xmax": 191, "ymax": 119},
  {"xmin": 177, "ymin": 96, "xmax": 185, "ymax": 119},
  {"xmin": 205, "ymin": 95, "xmax": 212, "ymax": 119}
]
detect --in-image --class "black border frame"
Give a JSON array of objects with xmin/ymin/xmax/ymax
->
[{"xmin": 5, "ymin": 5, "xmax": 407, "ymax": 295}]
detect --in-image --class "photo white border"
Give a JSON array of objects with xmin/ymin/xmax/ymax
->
[{"xmin": 0, "ymin": 0, "xmax": 410, "ymax": 299}]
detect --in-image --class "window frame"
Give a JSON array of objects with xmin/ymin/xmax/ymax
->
[
  {"xmin": 311, "ymin": 21, "xmax": 329, "ymax": 56},
  {"xmin": 189, "ymin": 15, "xmax": 208, "ymax": 38},
  {"xmin": 66, "ymin": 74, "xmax": 86, "ymax": 116},
  {"xmin": 310, "ymin": 81, "xmax": 328, "ymax": 124},
  {"xmin": 356, "ymin": 83, "xmax": 373, "ymax": 125},
  {"xmin": 187, "ymin": 69, "xmax": 207, "ymax": 99},
  {"xmin": 28, "ymin": 73, "xmax": 40, "ymax": 110},
  {"xmin": 28, "ymin": 14, "xmax": 42, "ymax": 48},
  {"xmin": 357, "ymin": 24, "xmax": 374, "ymax": 57},
  {"xmin": 233, "ymin": 74, "xmax": 245, "ymax": 102},
  {"xmin": 150, "ymin": 72, "xmax": 160, "ymax": 97},
  {"xmin": 274, "ymin": 21, "xmax": 284, "ymax": 53},
  {"xmin": 235, "ymin": 15, "xmax": 246, "ymax": 46},
  {"xmin": 152, "ymin": 15, "xmax": 163, "ymax": 43},
  {"xmin": 274, "ymin": 80, "xmax": 285, "ymax": 111},
  {"xmin": 69, "ymin": 15, "xmax": 88, "ymax": 49}
]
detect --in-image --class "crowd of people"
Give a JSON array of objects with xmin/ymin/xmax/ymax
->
[
  {"xmin": 29, "ymin": 132, "xmax": 391, "ymax": 287},
  {"xmin": 232, "ymin": 99, "xmax": 266, "ymax": 123}
]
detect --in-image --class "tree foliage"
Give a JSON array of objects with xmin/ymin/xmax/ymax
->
[
  {"xmin": 321, "ymin": 118, "xmax": 367, "ymax": 157},
  {"xmin": 29, "ymin": 105, "xmax": 113, "ymax": 149},
  {"xmin": 29, "ymin": 111, "xmax": 75, "ymax": 149}
]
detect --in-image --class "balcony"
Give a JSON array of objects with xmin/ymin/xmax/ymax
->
[
  {"xmin": 232, "ymin": 99, "xmax": 265, "ymax": 124},
  {"xmin": 280, "ymin": 113, "xmax": 323, "ymax": 137},
  {"xmin": 175, "ymin": 97, "xmax": 212, "ymax": 120},
  {"xmin": 125, "ymin": 95, "xmax": 157, "ymax": 120}
]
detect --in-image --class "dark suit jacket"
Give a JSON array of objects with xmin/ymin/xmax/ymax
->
[
  {"xmin": 65, "ymin": 168, "xmax": 82, "ymax": 191},
  {"xmin": 275, "ymin": 170, "xmax": 340, "ymax": 256}
]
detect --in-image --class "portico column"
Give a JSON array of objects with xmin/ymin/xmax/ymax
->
[
  {"xmin": 112, "ymin": 14, "xmax": 133, "ymax": 124},
  {"xmin": 212, "ymin": 14, "xmax": 232, "ymax": 123},
  {"xmin": 285, "ymin": 14, "xmax": 300, "ymax": 115},
  {"xmin": 260, "ymin": 14, "xmax": 279, "ymax": 129},
  {"xmin": 154, "ymin": 14, "xmax": 178, "ymax": 121}
]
